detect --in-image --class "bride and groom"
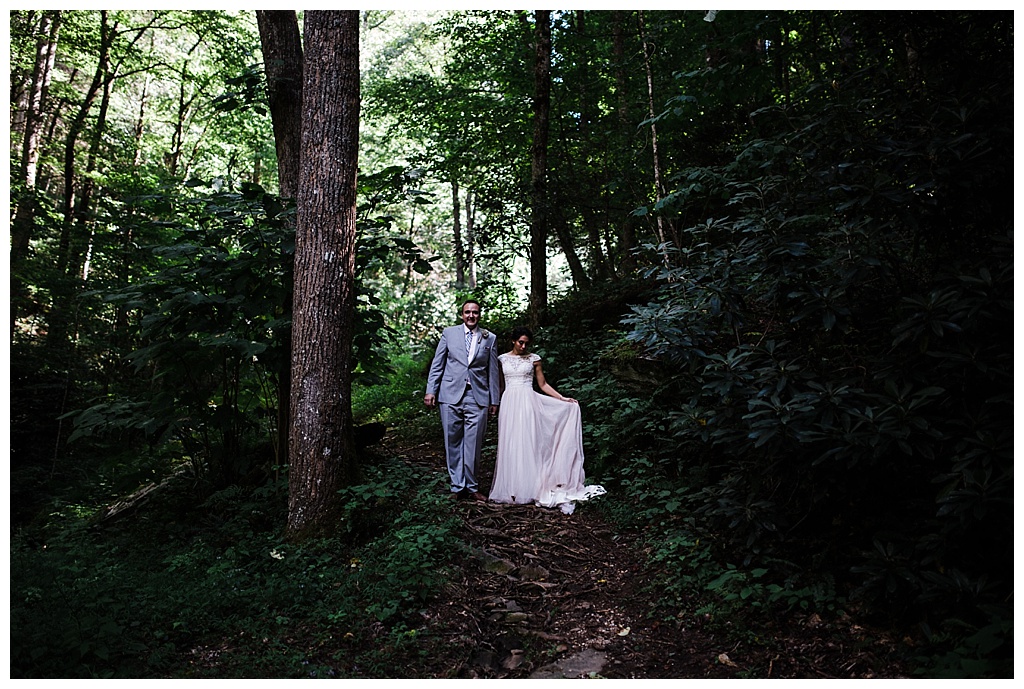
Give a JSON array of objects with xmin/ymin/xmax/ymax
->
[{"xmin": 423, "ymin": 299, "xmax": 605, "ymax": 514}]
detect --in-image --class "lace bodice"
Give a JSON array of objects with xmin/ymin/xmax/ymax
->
[{"xmin": 499, "ymin": 352, "xmax": 539, "ymax": 388}]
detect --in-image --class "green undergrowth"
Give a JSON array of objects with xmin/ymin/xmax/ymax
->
[
  {"xmin": 10, "ymin": 456, "xmax": 461, "ymax": 678},
  {"xmin": 352, "ymin": 350, "xmax": 432, "ymax": 429}
]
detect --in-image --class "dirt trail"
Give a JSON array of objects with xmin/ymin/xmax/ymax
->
[
  {"xmin": 396, "ymin": 434, "xmax": 910, "ymax": 679},
  {"xmin": 397, "ymin": 438, "xmax": 735, "ymax": 679}
]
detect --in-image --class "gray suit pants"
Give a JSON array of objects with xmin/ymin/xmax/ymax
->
[{"xmin": 440, "ymin": 388, "xmax": 489, "ymax": 493}]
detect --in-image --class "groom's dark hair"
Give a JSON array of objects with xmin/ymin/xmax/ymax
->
[{"xmin": 460, "ymin": 298, "xmax": 482, "ymax": 312}]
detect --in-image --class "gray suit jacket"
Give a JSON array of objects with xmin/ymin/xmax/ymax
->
[{"xmin": 427, "ymin": 325, "xmax": 501, "ymax": 406}]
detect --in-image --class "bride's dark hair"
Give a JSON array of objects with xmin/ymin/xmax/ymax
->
[{"xmin": 509, "ymin": 326, "xmax": 533, "ymax": 342}]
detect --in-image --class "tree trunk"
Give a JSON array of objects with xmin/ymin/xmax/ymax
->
[
  {"xmin": 451, "ymin": 177, "xmax": 466, "ymax": 285},
  {"xmin": 73, "ymin": 73, "xmax": 115, "ymax": 282},
  {"xmin": 573, "ymin": 11, "xmax": 609, "ymax": 281},
  {"xmin": 257, "ymin": 10, "xmax": 303, "ymax": 200},
  {"xmin": 58, "ymin": 12, "xmax": 112, "ymax": 271},
  {"xmin": 287, "ymin": 9, "xmax": 361, "ymax": 540},
  {"xmin": 529, "ymin": 10, "xmax": 552, "ymax": 328},
  {"xmin": 553, "ymin": 218, "xmax": 590, "ymax": 288},
  {"xmin": 638, "ymin": 10, "xmax": 676, "ymax": 265},
  {"xmin": 401, "ymin": 204, "xmax": 418, "ymax": 297},
  {"xmin": 166, "ymin": 33, "xmax": 204, "ymax": 178},
  {"xmin": 8, "ymin": 10, "xmax": 37, "ymax": 133},
  {"xmin": 257, "ymin": 9, "xmax": 303, "ymax": 471},
  {"xmin": 612, "ymin": 10, "xmax": 631, "ymax": 130},
  {"xmin": 12, "ymin": 11, "xmax": 60, "ymax": 255},
  {"xmin": 611, "ymin": 10, "xmax": 637, "ymax": 275},
  {"xmin": 465, "ymin": 189, "xmax": 477, "ymax": 289},
  {"xmin": 11, "ymin": 10, "xmax": 61, "ymax": 336},
  {"xmin": 48, "ymin": 11, "xmax": 112, "ymax": 351},
  {"xmin": 132, "ymin": 70, "xmax": 151, "ymax": 169}
]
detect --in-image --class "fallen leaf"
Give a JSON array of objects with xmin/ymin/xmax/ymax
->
[
  {"xmin": 618, "ymin": 627, "xmax": 631, "ymax": 636},
  {"xmin": 717, "ymin": 652, "xmax": 738, "ymax": 667}
]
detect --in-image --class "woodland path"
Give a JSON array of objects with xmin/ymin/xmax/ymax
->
[{"xmin": 390, "ymin": 431, "xmax": 909, "ymax": 679}]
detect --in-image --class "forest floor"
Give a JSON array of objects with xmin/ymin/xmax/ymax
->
[{"xmin": 382, "ymin": 432, "xmax": 912, "ymax": 680}]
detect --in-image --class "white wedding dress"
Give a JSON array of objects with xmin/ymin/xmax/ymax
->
[{"xmin": 489, "ymin": 353, "xmax": 606, "ymax": 514}]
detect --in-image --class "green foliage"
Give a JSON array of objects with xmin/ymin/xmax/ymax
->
[
  {"xmin": 10, "ymin": 9, "xmax": 1013, "ymax": 679},
  {"xmin": 10, "ymin": 458, "xmax": 461, "ymax": 678},
  {"xmin": 64, "ymin": 168, "xmax": 440, "ymax": 484},
  {"xmin": 913, "ymin": 607, "xmax": 1013, "ymax": 679},
  {"xmin": 351, "ymin": 352, "xmax": 433, "ymax": 432},
  {"xmin": 601, "ymin": 9, "xmax": 1012, "ymax": 676},
  {"xmin": 68, "ymin": 182, "xmax": 292, "ymax": 487}
]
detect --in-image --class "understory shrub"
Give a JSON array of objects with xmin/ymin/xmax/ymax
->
[
  {"xmin": 10, "ymin": 458, "xmax": 461, "ymax": 678},
  {"xmin": 608, "ymin": 30, "xmax": 1012, "ymax": 676}
]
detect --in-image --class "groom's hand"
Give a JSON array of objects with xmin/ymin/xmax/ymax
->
[
  {"xmin": 424, "ymin": 393, "xmax": 437, "ymax": 408},
  {"xmin": 489, "ymin": 404, "xmax": 498, "ymax": 417}
]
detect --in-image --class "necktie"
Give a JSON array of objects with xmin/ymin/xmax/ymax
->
[{"xmin": 465, "ymin": 329, "xmax": 474, "ymax": 358}]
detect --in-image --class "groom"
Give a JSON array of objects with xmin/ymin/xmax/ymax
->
[{"xmin": 424, "ymin": 299, "xmax": 500, "ymax": 501}]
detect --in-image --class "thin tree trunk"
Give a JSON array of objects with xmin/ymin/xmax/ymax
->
[
  {"xmin": 11, "ymin": 10, "xmax": 61, "ymax": 336},
  {"xmin": 451, "ymin": 177, "xmax": 466, "ymax": 285},
  {"xmin": 612, "ymin": 10, "xmax": 631, "ymax": 130},
  {"xmin": 8, "ymin": 10, "xmax": 37, "ymax": 132},
  {"xmin": 401, "ymin": 204, "xmax": 417, "ymax": 297},
  {"xmin": 465, "ymin": 189, "xmax": 477, "ymax": 289},
  {"xmin": 58, "ymin": 12, "xmax": 112, "ymax": 271},
  {"xmin": 74, "ymin": 75, "xmax": 113, "ymax": 290},
  {"xmin": 132, "ymin": 70, "xmax": 151, "ymax": 169},
  {"xmin": 167, "ymin": 74, "xmax": 193, "ymax": 176},
  {"xmin": 638, "ymin": 10, "xmax": 675, "ymax": 265},
  {"xmin": 611, "ymin": 10, "xmax": 637, "ymax": 275},
  {"xmin": 287, "ymin": 9, "xmax": 360, "ymax": 539},
  {"xmin": 257, "ymin": 9, "xmax": 303, "ymax": 471},
  {"xmin": 529, "ymin": 10, "xmax": 552, "ymax": 328},
  {"xmin": 553, "ymin": 217, "xmax": 590, "ymax": 288},
  {"xmin": 13, "ymin": 12, "xmax": 60, "ymax": 231},
  {"xmin": 72, "ymin": 73, "xmax": 114, "ymax": 283},
  {"xmin": 166, "ymin": 35, "xmax": 203, "ymax": 178},
  {"xmin": 574, "ymin": 11, "xmax": 609, "ymax": 281}
]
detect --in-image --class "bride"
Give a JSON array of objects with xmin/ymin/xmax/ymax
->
[{"xmin": 488, "ymin": 326, "xmax": 606, "ymax": 514}]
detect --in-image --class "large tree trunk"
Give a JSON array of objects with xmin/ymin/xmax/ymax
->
[
  {"xmin": 529, "ymin": 10, "xmax": 552, "ymax": 327},
  {"xmin": 257, "ymin": 9, "xmax": 303, "ymax": 471},
  {"xmin": 287, "ymin": 10, "xmax": 360, "ymax": 540}
]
